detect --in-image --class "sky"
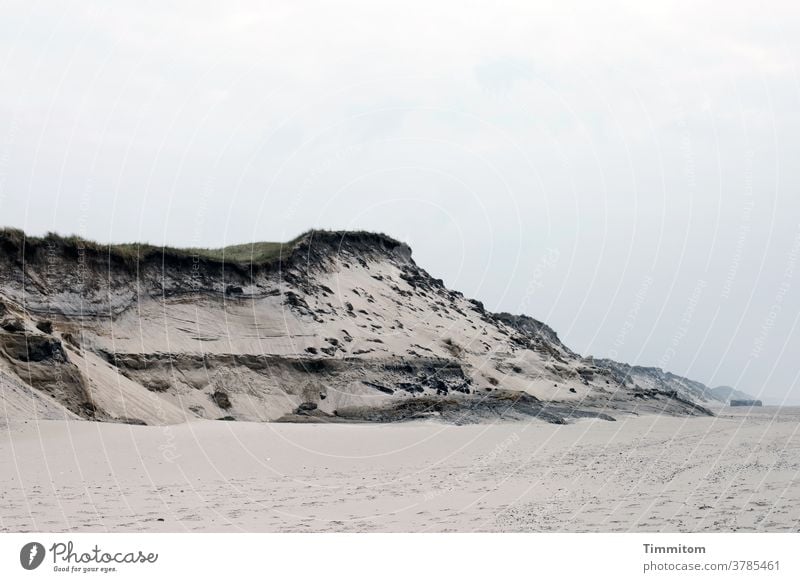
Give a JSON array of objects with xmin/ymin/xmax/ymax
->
[{"xmin": 1, "ymin": 1, "xmax": 799, "ymax": 403}]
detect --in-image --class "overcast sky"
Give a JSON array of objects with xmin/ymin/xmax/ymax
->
[{"xmin": 1, "ymin": 1, "xmax": 799, "ymax": 402}]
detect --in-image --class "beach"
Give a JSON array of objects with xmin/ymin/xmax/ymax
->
[{"xmin": 1, "ymin": 407, "xmax": 798, "ymax": 533}]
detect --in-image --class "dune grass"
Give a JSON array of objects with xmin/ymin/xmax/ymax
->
[
  {"xmin": 0, "ymin": 227, "xmax": 403, "ymax": 269},
  {"xmin": 111, "ymin": 238, "xmax": 305, "ymax": 264},
  {"xmin": 0, "ymin": 227, "xmax": 307, "ymax": 266}
]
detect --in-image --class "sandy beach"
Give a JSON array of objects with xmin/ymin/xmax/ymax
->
[{"xmin": 1, "ymin": 407, "xmax": 798, "ymax": 533}]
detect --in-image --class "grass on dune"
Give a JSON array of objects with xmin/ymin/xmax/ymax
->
[
  {"xmin": 0, "ymin": 227, "xmax": 401, "ymax": 268},
  {"xmin": 111, "ymin": 239, "xmax": 304, "ymax": 264},
  {"xmin": 0, "ymin": 227, "xmax": 307, "ymax": 266}
]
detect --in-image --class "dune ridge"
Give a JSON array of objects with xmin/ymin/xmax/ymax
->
[{"xmin": 1, "ymin": 229, "xmax": 724, "ymax": 425}]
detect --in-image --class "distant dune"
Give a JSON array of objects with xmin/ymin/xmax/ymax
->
[{"xmin": 710, "ymin": 385, "xmax": 759, "ymax": 403}]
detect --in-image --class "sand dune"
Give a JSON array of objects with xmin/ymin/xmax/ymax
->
[
  {"xmin": 0, "ymin": 230, "xmax": 720, "ymax": 427},
  {"xmin": 2, "ymin": 406, "xmax": 797, "ymax": 532}
]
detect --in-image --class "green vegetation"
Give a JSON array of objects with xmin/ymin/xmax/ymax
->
[
  {"xmin": 112, "ymin": 237, "xmax": 307, "ymax": 264},
  {"xmin": 0, "ymin": 227, "xmax": 307, "ymax": 267},
  {"xmin": 0, "ymin": 227, "xmax": 404, "ymax": 269}
]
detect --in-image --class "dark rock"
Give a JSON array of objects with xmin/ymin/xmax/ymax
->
[
  {"xmin": 396, "ymin": 382, "xmax": 424, "ymax": 394},
  {"xmin": 35, "ymin": 320, "xmax": 53, "ymax": 334},
  {"xmin": 291, "ymin": 359, "xmax": 330, "ymax": 373},
  {"xmin": 225, "ymin": 285, "xmax": 244, "ymax": 296},
  {"xmin": 284, "ymin": 291, "xmax": 304, "ymax": 306},
  {"xmin": 212, "ymin": 390, "xmax": 232, "ymax": 409},
  {"xmin": 1, "ymin": 316, "xmax": 25, "ymax": 333},
  {"xmin": 2, "ymin": 335, "xmax": 67, "ymax": 362}
]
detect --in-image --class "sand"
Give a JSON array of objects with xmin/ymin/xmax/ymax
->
[{"xmin": 1, "ymin": 407, "xmax": 798, "ymax": 532}]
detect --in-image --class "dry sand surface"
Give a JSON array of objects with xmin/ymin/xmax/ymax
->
[{"xmin": 1, "ymin": 407, "xmax": 799, "ymax": 532}]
